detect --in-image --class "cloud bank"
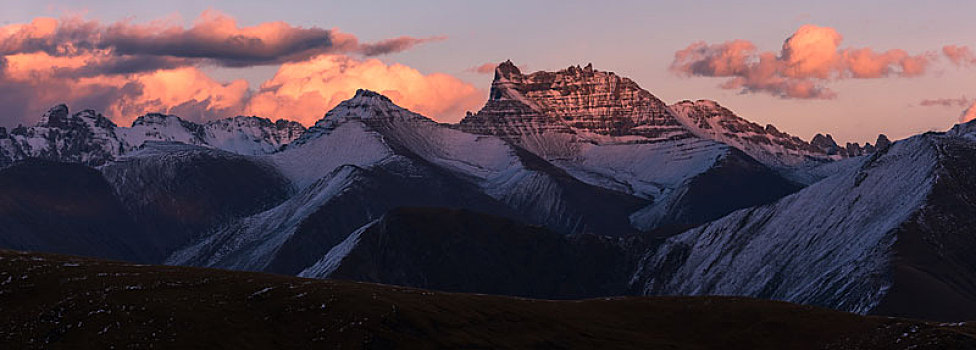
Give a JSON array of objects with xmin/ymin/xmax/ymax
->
[
  {"xmin": 671, "ymin": 25, "xmax": 933, "ymax": 99},
  {"xmin": 0, "ymin": 11, "xmax": 478, "ymax": 127},
  {"xmin": 246, "ymin": 55, "xmax": 483, "ymax": 125},
  {"xmin": 919, "ymin": 96, "xmax": 971, "ymax": 107}
]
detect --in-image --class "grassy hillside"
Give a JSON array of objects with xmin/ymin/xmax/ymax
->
[{"xmin": 0, "ymin": 249, "xmax": 973, "ymax": 349}]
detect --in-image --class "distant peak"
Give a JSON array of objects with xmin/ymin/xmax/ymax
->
[
  {"xmin": 38, "ymin": 104, "xmax": 70, "ymax": 126},
  {"xmin": 353, "ymin": 89, "xmax": 393, "ymax": 102},
  {"xmin": 494, "ymin": 60, "xmax": 522, "ymax": 81},
  {"xmin": 132, "ymin": 113, "xmax": 179, "ymax": 125},
  {"xmin": 131, "ymin": 113, "xmax": 203, "ymax": 135},
  {"xmin": 47, "ymin": 104, "xmax": 69, "ymax": 114},
  {"xmin": 875, "ymin": 134, "xmax": 892, "ymax": 149},
  {"xmin": 313, "ymin": 88, "xmax": 421, "ymax": 125},
  {"xmin": 565, "ymin": 63, "xmax": 597, "ymax": 74}
]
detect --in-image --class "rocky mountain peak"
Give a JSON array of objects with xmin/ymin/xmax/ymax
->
[
  {"xmin": 668, "ymin": 100, "xmax": 829, "ymax": 167},
  {"xmin": 351, "ymin": 89, "xmax": 394, "ymax": 103},
  {"xmin": 493, "ymin": 60, "xmax": 522, "ymax": 82},
  {"xmin": 811, "ymin": 133, "xmax": 840, "ymax": 154},
  {"xmin": 810, "ymin": 132, "xmax": 890, "ymax": 157},
  {"xmin": 37, "ymin": 104, "xmax": 71, "ymax": 128},
  {"xmin": 947, "ymin": 118, "xmax": 976, "ymax": 139},
  {"xmin": 133, "ymin": 113, "xmax": 183, "ymax": 126},
  {"xmin": 875, "ymin": 134, "xmax": 892, "ymax": 149},
  {"xmin": 462, "ymin": 61, "xmax": 692, "ymax": 141},
  {"xmin": 274, "ymin": 118, "xmax": 306, "ymax": 132},
  {"xmin": 289, "ymin": 90, "xmax": 429, "ymax": 148},
  {"xmin": 326, "ymin": 89, "xmax": 418, "ymax": 122}
]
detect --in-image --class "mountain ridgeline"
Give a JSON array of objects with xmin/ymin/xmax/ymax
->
[{"xmin": 2, "ymin": 61, "xmax": 974, "ymax": 322}]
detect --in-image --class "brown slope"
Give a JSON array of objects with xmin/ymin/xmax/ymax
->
[{"xmin": 1, "ymin": 250, "xmax": 974, "ymax": 349}]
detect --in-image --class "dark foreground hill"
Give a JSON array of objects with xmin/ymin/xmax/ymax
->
[{"xmin": 0, "ymin": 250, "xmax": 973, "ymax": 349}]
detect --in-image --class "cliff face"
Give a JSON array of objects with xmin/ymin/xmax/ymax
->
[{"xmin": 460, "ymin": 61, "xmax": 693, "ymax": 141}]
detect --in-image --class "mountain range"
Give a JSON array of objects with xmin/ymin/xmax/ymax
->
[{"xmin": 1, "ymin": 61, "xmax": 973, "ymax": 322}]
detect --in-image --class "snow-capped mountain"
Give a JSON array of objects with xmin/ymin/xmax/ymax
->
[
  {"xmin": 459, "ymin": 61, "xmax": 802, "ymax": 230},
  {"xmin": 6, "ymin": 60, "xmax": 969, "ymax": 322},
  {"xmin": 121, "ymin": 114, "xmax": 306, "ymax": 156},
  {"xmin": 0, "ymin": 105, "xmax": 127, "ymax": 167},
  {"xmin": 100, "ymin": 142, "xmax": 293, "ymax": 263},
  {"xmin": 669, "ymin": 100, "xmax": 831, "ymax": 167},
  {"xmin": 0, "ymin": 105, "xmax": 306, "ymax": 167},
  {"xmin": 630, "ymin": 122, "xmax": 976, "ymax": 321},
  {"xmin": 169, "ymin": 89, "xmax": 647, "ymax": 274}
]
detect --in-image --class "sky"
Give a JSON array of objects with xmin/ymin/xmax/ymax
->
[{"xmin": 1, "ymin": 0, "xmax": 975, "ymax": 143}]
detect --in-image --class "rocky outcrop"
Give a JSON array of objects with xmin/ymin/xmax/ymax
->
[
  {"xmin": 669, "ymin": 100, "xmax": 829, "ymax": 167},
  {"xmin": 811, "ymin": 133, "xmax": 891, "ymax": 157},
  {"xmin": 460, "ymin": 60, "xmax": 694, "ymax": 141},
  {"xmin": 0, "ymin": 105, "xmax": 127, "ymax": 167}
]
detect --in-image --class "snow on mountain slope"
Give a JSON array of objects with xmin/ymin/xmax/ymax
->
[
  {"xmin": 119, "ymin": 114, "xmax": 306, "ymax": 156},
  {"xmin": 117, "ymin": 113, "xmax": 208, "ymax": 148},
  {"xmin": 167, "ymin": 154, "xmax": 522, "ymax": 274},
  {"xmin": 273, "ymin": 90, "xmax": 645, "ymax": 234},
  {"xmin": 270, "ymin": 119, "xmax": 393, "ymax": 189},
  {"xmin": 629, "ymin": 147, "xmax": 804, "ymax": 230},
  {"xmin": 203, "ymin": 117, "xmax": 305, "ymax": 155},
  {"xmin": 669, "ymin": 100, "xmax": 831, "ymax": 168},
  {"xmin": 170, "ymin": 90, "xmax": 649, "ymax": 274},
  {"xmin": 296, "ymin": 218, "xmax": 379, "ymax": 279},
  {"xmin": 282, "ymin": 90, "xmax": 518, "ymax": 186},
  {"xmin": 268, "ymin": 89, "xmax": 522, "ymax": 191},
  {"xmin": 459, "ymin": 62, "xmax": 800, "ymax": 231},
  {"xmin": 0, "ymin": 105, "xmax": 307, "ymax": 168},
  {"xmin": 630, "ymin": 132, "xmax": 941, "ymax": 315},
  {"xmin": 456, "ymin": 62, "xmax": 719, "ymax": 197},
  {"xmin": 168, "ymin": 91, "xmax": 532, "ymax": 272},
  {"xmin": 298, "ymin": 208, "xmax": 639, "ymax": 299},
  {"xmin": 165, "ymin": 164, "xmax": 370, "ymax": 271},
  {"xmin": 552, "ymin": 138, "xmax": 727, "ymax": 199},
  {"xmin": 868, "ymin": 127, "xmax": 976, "ymax": 321},
  {"xmin": 101, "ymin": 142, "xmax": 293, "ymax": 263},
  {"xmin": 0, "ymin": 105, "xmax": 127, "ymax": 167}
]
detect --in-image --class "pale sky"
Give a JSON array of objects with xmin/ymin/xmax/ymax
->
[{"xmin": 2, "ymin": 0, "xmax": 975, "ymax": 143}]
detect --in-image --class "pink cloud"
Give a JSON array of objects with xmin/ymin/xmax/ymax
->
[
  {"xmin": 0, "ymin": 13, "xmax": 461, "ymax": 127},
  {"xmin": 0, "ymin": 50, "xmax": 250, "ymax": 125},
  {"xmin": 246, "ymin": 55, "xmax": 484, "ymax": 125},
  {"xmin": 943, "ymin": 45, "xmax": 976, "ymax": 67},
  {"xmin": 357, "ymin": 35, "xmax": 447, "ymax": 57},
  {"xmin": 919, "ymin": 96, "xmax": 971, "ymax": 107},
  {"xmin": 0, "ymin": 10, "xmax": 444, "ymax": 70},
  {"xmin": 466, "ymin": 63, "xmax": 498, "ymax": 74},
  {"xmin": 671, "ymin": 25, "xmax": 934, "ymax": 99}
]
